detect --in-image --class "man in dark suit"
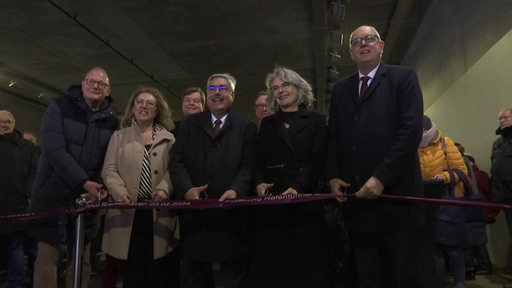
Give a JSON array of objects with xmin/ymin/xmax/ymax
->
[
  {"xmin": 326, "ymin": 25, "xmax": 425, "ymax": 287},
  {"xmin": 170, "ymin": 73, "xmax": 257, "ymax": 288}
]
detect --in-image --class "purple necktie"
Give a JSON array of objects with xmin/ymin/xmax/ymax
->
[
  {"xmin": 213, "ymin": 119, "xmax": 222, "ymax": 134},
  {"xmin": 360, "ymin": 76, "xmax": 370, "ymax": 98}
]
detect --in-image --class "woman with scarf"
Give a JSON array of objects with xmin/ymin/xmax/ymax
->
[{"xmin": 101, "ymin": 87, "xmax": 180, "ymax": 288}]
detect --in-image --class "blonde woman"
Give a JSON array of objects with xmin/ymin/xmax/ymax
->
[{"xmin": 101, "ymin": 87, "xmax": 179, "ymax": 288}]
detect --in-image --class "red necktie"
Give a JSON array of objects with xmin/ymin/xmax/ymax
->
[
  {"xmin": 213, "ymin": 119, "xmax": 222, "ymax": 134},
  {"xmin": 360, "ymin": 76, "xmax": 370, "ymax": 98}
]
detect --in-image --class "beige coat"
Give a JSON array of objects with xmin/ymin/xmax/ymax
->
[{"xmin": 101, "ymin": 124, "xmax": 179, "ymax": 260}]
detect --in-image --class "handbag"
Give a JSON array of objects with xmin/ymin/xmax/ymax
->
[{"xmin": 436, "ymin": 169, "xmax": 486, "ymax": 247}]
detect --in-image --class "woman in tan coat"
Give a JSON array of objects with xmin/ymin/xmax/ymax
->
[{"xmin": 101, "ymin": 87, "xmax": 179, "ymax": 288}]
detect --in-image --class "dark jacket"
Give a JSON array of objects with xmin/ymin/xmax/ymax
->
[
  {"xmin": 254, "ymin": 106, "xmax": 327, "ymax": 195},
  {"xmin": 248, "ymin": 107, "xmax": 331, "ymax": 287},
  {"xmin": 490, "ymin": 126, "xmax": 512, "ymax": 203},
  {"xmin": 326, "ymin": 62, "xmax": 425, "ymax": 233},
  {"xmin": 26, "ymin": 84, "xmax": 119, "ymax": 245},
  {"xmin": 169, "ymin": 110, "xmax": 257, "ymax": 262},
  {"xmin": 0, "ymin": 129, "xmax": 39, "ymax": 234}
]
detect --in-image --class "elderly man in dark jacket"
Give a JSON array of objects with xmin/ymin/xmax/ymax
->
[
  {"xmin": 26, "ymin": 67, "xmax": 119, "ymax": 288},
  {"xmin": 0, "ymin": 110, "xmax": 39, "ymax": 288},
  {"xmin": 491, "ymin": 108, "xmax": 512, "ymax": 288},
  {"xmin": 170, "ymin": 73, "xmax": 257, "ymax": 288}
]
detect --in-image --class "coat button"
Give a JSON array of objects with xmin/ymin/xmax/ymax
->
[
  {"xmin": 154, "ymin": 170, "xmax": 159, "ymax": 175},
  {"xmin": 152, "ymin": 152, "xmax": 158, "ymax": 157}
]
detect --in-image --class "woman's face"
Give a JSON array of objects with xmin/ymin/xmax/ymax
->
[
  {"xmin": 132, "ymin": 92, "xmax": 158, "ymax": 124},
  {"xmin": 270, "ymin": 77, "xmax": 298, "ymax": 111}
]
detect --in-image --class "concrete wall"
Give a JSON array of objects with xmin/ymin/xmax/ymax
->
[{"xmin": 402, "ymin": 0, "xmax": 512, "ymax": 269}]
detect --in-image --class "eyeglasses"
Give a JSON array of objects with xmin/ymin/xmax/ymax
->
[
  {"xmin": 499, "ymin": 115, "xmax": 512, "ymax": 121},
  {"xmin": 134, "ymin": 99, "xmax": 157, "ymax": 108},
  {"xmin": 270, "ymin": 82, "xmax": 292, "ymax": 92},
  {"xmin": 84, "ymin": 78, "xmax": 109, "ymax": 89},
  {"xmin": 0, "ymin": 120, "xmax": 13, "ymax": 125},
  {"xmin": 350, "ymin": 34, "xmax": 380, "ymax": 47},
  {"xmin": 255, "ymin": 104, "xmax": 268, "ymax": 110},
  {"xmin": 207, "ymin": 85, "xmax": 230, "ymax": 92}
]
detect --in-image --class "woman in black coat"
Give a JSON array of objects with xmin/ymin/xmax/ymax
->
[{"xmin": 248, "ymin": 67, "xmax": 331, "ymax": 288}]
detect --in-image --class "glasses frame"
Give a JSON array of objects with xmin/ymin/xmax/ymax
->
[
  {"xmin": 84, "ymin": 78, "xmax": 110, "ymax": 89},
  {"xmin": 207, "ymin": 85, "xmax": 230, "ymax": 92},
  {"xmin": 254, "ymin": 104, "xmax": 268, "ymax": 110},
  {"xmin": 270, "ymin": 81, "xmax": 292, "ymax": 93},
  {"xmin": 134, "ymin": 98, "xmax": 157, "ymax": 108},
  {"xmin": 350, "ymin": 34, "xmax": 380, "ymax": 47}
]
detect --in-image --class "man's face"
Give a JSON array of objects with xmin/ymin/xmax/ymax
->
[
  {"xmin": 254, "ymin": 94, "xmax": 273, "ymax": 122},
  {"xmin": 0, "ymin": 111, "xmax": 15, "ymax": 135},
  {"xmin": 349, "ymin": 26, "xmax": 385, "ymax": 72},
  {"xmin": 182, "ymin": 92, "xmax": 204, "ymax": 116},
  {"xmin": 81, "ymin": 68, "xmax": 111, "ymax": 109},
  {"xmin": 499, "ymin": 110, "xmax": 512, "ymax": 129},
  {"xmin": 206, "ymin": 77, "xmax": 234, "ymax": 116}
]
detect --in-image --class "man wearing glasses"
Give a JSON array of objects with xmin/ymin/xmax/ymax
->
[
  {"xmin": 26, "ymin": 67, "xmax": 119, "ymax": 288},
  {"xmin": 170, "ymin": 73, "xmax": 257, "ymax": 288},
  {"xmin": 253, "ymin": 91, "xmax": 273, "ymax": 127},
  {"xmin": 326, "ymin": 25, "xmax": 425, "ymax": 287}
]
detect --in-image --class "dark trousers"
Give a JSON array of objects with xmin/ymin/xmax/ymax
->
[
  {"xmin": 350, "ymin": 227, "xmax": 423, "ymax": 288},
  {"xmin": 1, "ymin": 231, "xmax": 27, "ymax": 288},
  {"xmin": 121, "ymin": 209, "xmax": 179, "ymax": 288},
  {"xmin": 180, "ymin": 254, "xmax": 247, "ymax": 288}
]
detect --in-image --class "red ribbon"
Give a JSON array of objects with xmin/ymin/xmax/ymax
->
[{"xmin": 2, "ymin": 193, "xmax": 511, "ymax": 222}]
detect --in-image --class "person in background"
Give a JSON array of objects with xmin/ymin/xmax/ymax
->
[
  {"xmin": 101, "ymin": 87, "xmax": 180, "ymax": 288},
  {"xmin": 25, "ymin": 67, "xmax": 119, "ymax": 288},
  {"xmin": 489, "ymin": 107, "xmax": 512, "ymax": 288},
  {"xmin": 418, "ymin": 116, "xmax": 468, "ymax": 288},
  {"xmin": 170, "ymin": 73, "xmax": 257, "ymax": 288},
  {"xmin": 253, "ymin": 91, "xmax": 273, "ymax": 127},
  {"xmin": 453, "ymin": 142, "xmax": 494, "ymax": 281},
  {"xmin": 0, "ymin": 110, "xmax": 39, "ymax": 288},
  {"xmin": 172, "ymin": 87, "xmax": 206, "ymax": 138},
  {"xmin": 21, "ymin": 130, "xmax": 41, "ymax": 285},
  {"xmin": 326, "ymin": 25, "xmax": 425, "ymax": 287},
  {"xmin": 248, "ymin": 67, "xmax": 330, "ymax": 288}
]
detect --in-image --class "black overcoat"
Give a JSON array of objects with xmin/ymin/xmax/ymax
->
[
  {"xmin": 169, "ymin": 110, "xmax": 257, "ymax": 262},
  {"xmin": 326, "ymin": 62, "xmax": 425, "ymax": 233}
]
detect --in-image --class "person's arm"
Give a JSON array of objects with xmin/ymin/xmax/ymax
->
[
  {"xmin": 372, "ymin": 68, "xmax": 423, "ymax": 187},
  {"xmin": 440, "ymin": 136, "xmax": 468, "ymax": 183},
  {"xmin": 101, "ymin": 131, "xmax": 130, "ymax": 202},
  {"xmin": 40, "ymin": 101, "xmax": 89, "ymax": 194}
]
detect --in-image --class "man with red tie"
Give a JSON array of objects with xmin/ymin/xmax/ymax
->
[{"xmin": 326, "ymin": 25, "xmax": 425, "ymax": 288}]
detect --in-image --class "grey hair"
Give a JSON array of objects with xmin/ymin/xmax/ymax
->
[
  {"xmin": 265, "ymin": 66, "xmax": 315, "ymax": 112},
  {"xmin": 206, "ymin": 73, "xmax": 237, "ymax": 92}
]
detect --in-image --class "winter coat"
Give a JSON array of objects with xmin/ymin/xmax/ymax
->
[
  {"xmin": 169, "ymin": 110, "xmax": 257, "ymax": 262},
  {"xmin": 418, "ymin": 131, "xmax": 468, "ymax": 198},
  {"xmin": 490, "ymin": 126, "xmax": 512, "ymax": 203},
  {"xmin": 326, "ymin": 63, "xmax": 425, "ymax": 233},
  {"xmin": 26, "ymin": 84, "xmax": 119, "ymax": 245},
  {"xmin": 0, "ymin": 129, "xmax": 39, "ymax": 234},
  {"xmin": 101, "ymin": 124, "xmax": 179, "ymax": 260}
]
